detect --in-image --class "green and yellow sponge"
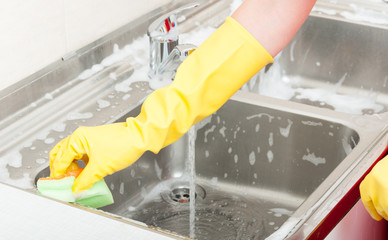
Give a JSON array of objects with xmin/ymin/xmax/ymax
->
[{"xmin": 37, "ymin": 168, "xmax": 114, "ymax": 208}]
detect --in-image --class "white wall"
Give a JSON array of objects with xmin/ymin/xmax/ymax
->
[{"xmin": 0, "ymin": 0, "xmax": 168, "ymax": 91}]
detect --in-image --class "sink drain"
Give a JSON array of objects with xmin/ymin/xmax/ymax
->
[
  {"xmin": 161, "ymin": 184, "xmax": 206, "ymax": 204},
  {"xmin": 170, "ymin": 188, "xmax": 194, "ymax": 203}
]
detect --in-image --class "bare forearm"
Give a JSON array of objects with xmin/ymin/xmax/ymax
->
[{"xmin": 232, "ymin": 0, "xmax": 317, "ymax": 57}]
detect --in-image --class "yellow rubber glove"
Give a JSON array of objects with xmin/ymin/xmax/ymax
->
[
  {"xmin": 360, "ymin": 155, "xmax": 388, "ymax": 221},
  {"xmin": 50, "ymin": 17, "xmax": 274, "ymax": 192}
]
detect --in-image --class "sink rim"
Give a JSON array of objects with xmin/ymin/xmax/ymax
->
[
  {"xmin": 212, "ymin": 91, "xmax": 388, "ymax": 238},
  {"xmin": 36, "ymin": 90, "xmax": 388, "ymax": 239},
  {"xmin": 0, "ymin": 0, "xmax": 387, "ymax": 238},
  {"xmin": 24, "ymin": 88, "xmax": 388, "ymax": 239}
]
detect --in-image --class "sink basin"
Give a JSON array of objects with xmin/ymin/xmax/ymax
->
[
  {"xmin": 34, "ymin": 91, "xmax": 362, "ymax": 239},
  {"xmin": 245, "ymin": 12, "xmax": 388, "ymax": 115},
  {"xmin": 2, "ymin": 0, "xmax": 388, "ymax": 239},
  {"xmin": 94, "ymin": 92, "xmax": 360, "ymax": 239}
]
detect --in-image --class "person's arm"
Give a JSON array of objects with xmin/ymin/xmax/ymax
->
[
  {"xmin": 232, "ymin": 0, "xmax": 316, "ymax": 57},
  {"xmin": 50, "ymin": 1, "xmax": 316, "ymax": 193}
]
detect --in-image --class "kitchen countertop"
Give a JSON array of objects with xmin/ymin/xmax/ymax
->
[{"xmin": 0, "ymin": 182, "xmax": 177, "ymax": 239}]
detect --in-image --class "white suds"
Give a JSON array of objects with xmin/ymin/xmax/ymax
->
[
  {"xmin": 280, "ymin": 119, "xmax": 293, "ymax": 138},
  {"xmin": 340, "ymin": 4, "xmax": 388, "ymax": 25},
  {"xmin": 67, "ymin": 112, "xmax": 93, "ymax": 120},
  {"xmin": 97, "ymin": 99, "xmax": 111, "ymax": 109},
  {"xmin": 0, "ymin": 151, "xmax": 22, "ymax": 168},
  {"xmin": 204, "ymin": 125, "xmax": 216, "ymax": 143},
  {"xmin": 302, "ymin": 149, "xmax": 326, "ymax": 166},
  {"xmin": 246, "ymin": 113, "xmax": 275, "ymax": 123},
  {"xmin": 267, "ymin": 150, "xmax": 274, "ymax": 163},
  {"xmin": 35, "ymin": 158, "xmax": 46, "ymax": 164},
  {"xmin": 268, "ymin": 132, "xmax": 274, "ymax": 147},
  {"xmin": 219, "ymin": 126, "xmax": 227, "ymax": 138},
  {"xmin": 52, "ymin": 123, "xmax": 66, "ymax": 132},
  {"xmin": 122, "ymin": 94, "xmax": 131, "ymax": 100},
  {"xmin": 44, "ymin": 138, "xmax": 55, "ymax": 144},
  {"xmin": 249, "ymin": 151, "xmax": 256, "ymax": 165}
]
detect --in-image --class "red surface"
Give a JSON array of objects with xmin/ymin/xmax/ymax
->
[
  {"xmin": 326, "ymin": 200, "xmax": 388, "ymax": 240},
  {"xmin": 307, "ymin": 147, "xmax": 388, "ymax": 240}
]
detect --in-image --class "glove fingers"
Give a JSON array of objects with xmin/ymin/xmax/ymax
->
[
  {"xmin": 376, "ymin": 206, "xmax": 388, "ymax": 221},
  {"xmin": 50, "ymin": 135, "xmax": 86, "ymax": 177},
  {"xmin": 364, "ymin": 199, "xmax": 384, "ymax": 221},
  {"xmin": 72, "ymin": 164, "xmax": 102, "ymax": 193},
  {"xmin": 49, "ymin": 137, "xmax": 68, "ymax": 171},
  {"xmin": 51, "ymin": 148, "xmax": 77, "ymax": 177},
  {"xmin": 360, "ymin": 181, "xmax": 384, "ymax": 221}
]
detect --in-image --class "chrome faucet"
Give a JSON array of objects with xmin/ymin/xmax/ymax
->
[{"xmin": 147, "ymin": 2, "xmax": 199, "ymax": 79}]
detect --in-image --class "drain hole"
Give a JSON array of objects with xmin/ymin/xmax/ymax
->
[
  {"xmin": 170, "ymin": 188, "xmax": 196, "ymax": 203},
  {"xmin": 161, "ymin": 184, "xmax": 206, "ymax": 204}
]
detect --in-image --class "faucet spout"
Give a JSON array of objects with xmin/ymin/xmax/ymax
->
[
  {"xmin": 147, "ymin": 2, "xmax": 199, "ymax": 79},
  {"xmin": 157, "ymin": 44, "xmax": 197, "ymax": 78}
]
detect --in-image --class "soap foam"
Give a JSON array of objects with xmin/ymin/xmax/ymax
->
[
  {"xmin": 312, "ymin": 6, "xmax": 337, "ymax": 16},
  {"xmin": 44, "ymin": 138, "xmax": 55, "ymax": 144},
  {"xmin": 234, "ymin": 154, "xmax": 239, "ymax": 163},
  {"xmin": 36, "ymin": 130, "xmax": 50, "ymax": 140},
  {"xmin": 0, "ymin": 151, "xmax": 22, "ymax": 168},
  {"xmin": 228, "ymin": 147, "xmax": 232, "ymax": 154},
  {"xmin": 246, "ymin": 113, "xmax": 275, "ymax": 123},
  {"xmin": 36, "ymin": 158, "xmax": 46, "ymax": 164},
  {"xmin": 302, "ymin": 149, "xmax": 326, "ymax": 166},
  {"xmin": 97, "ymin": 99, "xmax": 111, "ymax": 109},
  {"xmin": 279, "ymin": 119, "xmax": 293, "ymax": 138},
  {"xmin": 122, "ymin": 94, "xmax": 131, "ymax": 100},
  {"xmin": 295, "ymin": 86, "xmax": 384, "ymax": 115},
  {"xmin": 267, "ymin": 150, "xmax": 274, "ymax": 163},
  {"xmin": 340, "ymin": 4, "xmax": 388, "ymax": 25},
  {"xmin": 247, "ymin": 52, "xmax": 384, "ymax": 115},
  {"xmin": 204, "ymin": 150, "xmax": 209, "ymax": 158},
  {"xmin": 268, "ymin": 132, "xmax": 274, "ymax": 147},
  {"xmin": 302, "ymin": 121, "xmax": 323, "ymax": 127},
  {"xmin": 219, "ymin": 126, "xmax": 227, "ymax": 138},
  {"xmin": 52, "ymin": 123, "xmax": 66, "ymax": 132},
  {"xmin": 0, "ymin": 152, "xmax": 32, "ymax": 189},
  {"xmin": 149, "ymin": 77, "xmax": 172, "ymax": 90},
  {"xmin": 249, "ymin": 151, "xmax": 256, "ymax": 165},
  {"xmin": 270, "ymin": 208, "xmax": 294, "ymax": 217},
  {"xmin": 67, "ymin": 112, "xmax": 93, "ymax": 121},
  {"xmin": 204, "ymin": 125, "xmax": 216, "ymax": 143}
]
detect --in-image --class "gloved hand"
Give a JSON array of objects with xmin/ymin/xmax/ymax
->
[
  {"xmin": 50, "ymin": 17, "xmax": 273, "ymax": 193},
  {"xmin": 360, "ymin": 155, "xmax": 388, "ymax": 221}
]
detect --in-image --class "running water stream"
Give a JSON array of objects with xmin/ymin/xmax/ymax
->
[{"xmin": 188, "ymin": 126, "xmax": 197, "ymax": 239}]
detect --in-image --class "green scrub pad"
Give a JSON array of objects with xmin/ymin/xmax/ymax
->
[{"xmin": 37, "ymin": 170, "xmax": 114, "ymax": 209}]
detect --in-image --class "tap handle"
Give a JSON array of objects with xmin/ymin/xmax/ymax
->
[{"xmin": 147, "ymin": 2, "xmax": 200, "ymax": 39}]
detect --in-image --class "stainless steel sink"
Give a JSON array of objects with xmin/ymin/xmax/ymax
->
[
  {"xmin": 2, "ymin": 0, "xmax": 388, "ymax": 239},
  {"xmin": 90, "ymin": 92, "xmax": 359, "ymax": 239},
  {"xmin": 32, "ymin": 90, "xmax": 387, "ymax": 239},
  {"xmin": 244, "ymin": 4, "xmax": 388, "ymax": 115}
]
